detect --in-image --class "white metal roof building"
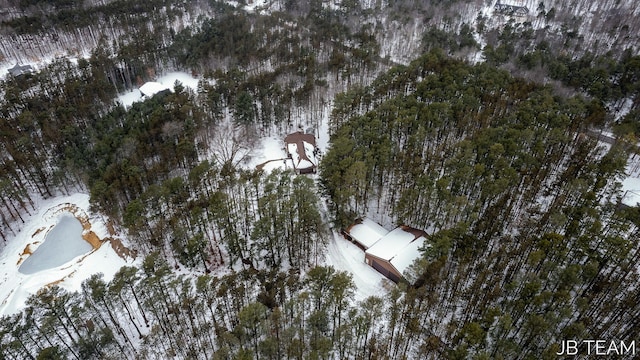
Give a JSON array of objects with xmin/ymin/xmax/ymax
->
[
  {"xmin": 344, "ymin": 217, "xmax": 390, "ymax": 249},
  {"xmin": 344, "ymin": 218, "xmax": 429, "ymax": 283}
]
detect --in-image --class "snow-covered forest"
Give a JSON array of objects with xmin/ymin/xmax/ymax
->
[{"xmin": 0, "ymin": 0, "xmax": 639, "ymax": 359}]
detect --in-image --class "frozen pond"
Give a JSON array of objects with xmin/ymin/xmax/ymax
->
[{"xmin": 18, "ymin": 214, "xmax": 93, "ymax": 275}]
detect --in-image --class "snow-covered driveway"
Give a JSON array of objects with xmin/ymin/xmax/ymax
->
[{"xmin": 323, "ymin": 230, "xmax": 389, "ymax": 302}]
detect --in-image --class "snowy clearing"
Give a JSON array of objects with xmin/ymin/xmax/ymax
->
[
  {"xmin": 241, "ymin": 0, "xmax": 273, "ymax": 14},
  {"xmin": 621, "ymin": 177, "xmax": 640, "ymax": 207},
  {"xmin": 245, "ymin": 136, "xmax": 287, "ymax": 171},
  {"xmin": 619, "ymin": 151, "xmax": 640, "ymax": 207}
]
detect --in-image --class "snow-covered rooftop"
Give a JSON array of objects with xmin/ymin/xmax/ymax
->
[
  {"xmin": 347, "ymin": 218, "xmax": 390, "ymax": 249},
  {"xmin": 288, "ymin": 142, "xmax": 316, "ymax": 170},
  {"xmin": 139, "ymin": 81, "xmax": 170, "ymax": 97},
  {"xmin": 285, "ymin": 132, "xmax": 318, "ymax": 172},
  {"xmin": 365, "ymin": 227, "xmax": 417, "ymax": 261},
  {"xmin": 390, "ymin": 236, "xmax": 427, "ymax": 276},
  {"xmin": 7, "ymin": 63, "xmax": 34, "ymax": 77}
]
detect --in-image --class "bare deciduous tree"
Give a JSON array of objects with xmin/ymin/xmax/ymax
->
[{"xmin": 209, "ymin": 121, "xmax": 254, "ymax": 168}]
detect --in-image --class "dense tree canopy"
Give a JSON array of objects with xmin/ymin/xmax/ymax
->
[
  {"xmin": 321, "ymin": 51, "xmax": 638, "ymax": 359},
  {"xmin": 0, "ymin": 0, "xmax": 639, "ymax": 359}
]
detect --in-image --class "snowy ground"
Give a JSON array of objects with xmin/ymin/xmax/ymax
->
[
  {"xmin": 316, "ymin": 101, "xmax": 332, "ymax": 154},
  {"xmin": 0, "ymin": 193, "xmax": 135, "ymax": 315},
  {"xmin": 323, "ymin": 230, "xmax": 389, "ymax": 302},
  {"xmin": 602, "ymin": 129, "xmax": 640, "ymax": 206},
  {"xmin": 244, "ymin": 136, "xmax": 292, "ymax": 172}
]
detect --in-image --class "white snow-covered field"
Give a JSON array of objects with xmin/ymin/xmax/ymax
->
[
  {"xmin": 0, "ymin": 193, "xmax": 134, "ymax": 315},
  {"xmin": 244, "ymin": 136, "xmax": 290, "ymax": 171},
  {"xmin": 116, "ymin": 71, "xmax": 202, "ymax": 108}
]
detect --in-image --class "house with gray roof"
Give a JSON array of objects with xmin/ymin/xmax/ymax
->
[{"xmin": 8, "ymin": 64, "xmax": 34, "ymax": 77}]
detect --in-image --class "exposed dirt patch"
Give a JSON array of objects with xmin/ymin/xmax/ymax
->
[
  {"xmin": 16, "ymin": 244, "xmax": 34, "ymax": 266},
  {"xmin": 31, "ymin": 227, "xmax": 45, "ymax": 237},
  {"xmin": 21, "ymin": 244, "xmax": 33, "ymax": 256},
  {"xmin": 76, "ymin": 214, "xmax": 91, "ymax": 231},
  {"xmin": 109, "ymin": 238, "xmax": 137, "ymax": 260},
  {"xmin": 82, "ymin": 231, "xmax": 102, "ymax": 249},
  {"xmin": 43, "ymin": 271, "xmax": 75, "ymax": 288},
  {"xmin": 53, "ymin": 203, "xmax": 104, "ymax": 248}
]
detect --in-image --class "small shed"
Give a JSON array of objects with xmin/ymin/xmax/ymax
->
[
  {"xmin": 284, "ymin": 131, "xmax": 318, "ymax": 174},
  {"xmin": 8, "ymin": 64, "xmax": 34, "ymax": 77},
  {"xmin": 364, "ymin": 226, "xmax": 428, "ymax": 283}
]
